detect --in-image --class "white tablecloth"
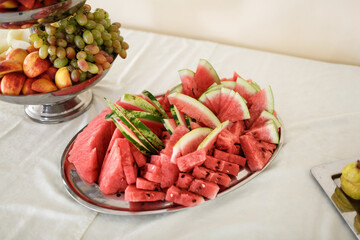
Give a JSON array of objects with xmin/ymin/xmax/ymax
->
[{"xmin": 1, "ymin": 28, "xmax": 360, "ymax": 240}]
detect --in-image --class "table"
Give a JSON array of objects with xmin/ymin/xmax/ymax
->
[{"xmin": 1, "ymin": 28, "xmax": 359, "ymax": 240}]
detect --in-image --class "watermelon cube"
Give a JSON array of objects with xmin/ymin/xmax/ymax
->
[
  {"xmin": 150, "ymin": 155, "xmax": 162, "ymax": 166},
  {"xmin": 192, "ymin": 166, "xmax": 231, "ymax": 187},
  {"xmin": 188, "ymin": 179, "xmax": 220, "ymax": 199},
  {"xmin": 160, "ymin": 154, "xmax": 179, "ymax": 189},
  {"xmin": 125, "ymin": 185, "xmax": 165, "ymax": 202},
  {"xmin": 141, "ymin": 163, "xmax": 162, "ymax": 183},
  {"xmin": 98, "ymin": 139, "xmax": 128, "ymax": 195},
  {"xmin": 136, "ymin": 177, "xmax": 160, "ymax": 191},
  {"xmin": 215, "ymin": 129, "xmax": 238, "ymax": 153},
  {"xmin": 160, "ymin": 125, "xmax": 190, "ymax": 158},
  {"xmin": 165, "ymin": 185, "xmax": 204, "ymax": 207},
  {"xmin": 103, "ymin": 128, "xmax": 124, "ymax": 165},
  {"xmin": 118, "ymin": 138, "xmax": 138, "ymax": 184},
  {"xmin": 176, "ymin": 173, "xmax": 194, "ymax": 189},
  {"xmin": 203, "ymin": 156, "xmax": 240, "ymax": 176},
  {"xmin": 213, "ymin": 149, "xmax": 246, "ymax": 167},
  {"xmin": 176, "ymin": 148, "xmax": 207, "ymax": 172},
  {"xmin": 130, "ymin": 143, "xmax": 147, "ymax": 167}
]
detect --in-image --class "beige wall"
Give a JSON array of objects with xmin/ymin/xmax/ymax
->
[{"xmin": 88, "ymin": 0, "xmax": 360, "ymax": 66}]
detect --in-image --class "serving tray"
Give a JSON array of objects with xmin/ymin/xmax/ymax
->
[
  {"xmin": 61, "ymin": 123, "xmax": 284, "ymax": 215},
  {"xmin": 311, "ymin": 158, "xmax": 360, "ymax": 239}
]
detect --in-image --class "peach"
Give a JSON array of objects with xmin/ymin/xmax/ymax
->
[
  {"xmin": 0, "ymin": 0, "xmax": 18, "ymax": 9},
  {"xmin": 46, "ymin": 66, "xmax": 58, "ymax": 81},
  {"xmin": 55, "ymin": 67, "xmax": 72, "ymax": 89},
  {"xmin": 1, "ymin": 72, "xmax": 26, "ymax": 96},
  {"xmin": 0, "ymin": 59, "xmax": 23, "ymax": 78},
  {"xmin": 6, "ymin": 48, "xmax": 28, "ymax": 65},
  {"xmin": 23, "ymin": 51, "xmax": 51, "ymax": 78},
  {"xmin": 26, "ymin": 45, "xmax": 37, "ymax": 54},
  {"xmin": 31, "ymin": 78, "xmax": 58, "ymax": 93},
  {"xmin": 22, "ymin": 78, "xmax": 38, "ymax": 95}
]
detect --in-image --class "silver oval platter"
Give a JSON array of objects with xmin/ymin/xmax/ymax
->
[{"xmin": 61, "ymin": 120, "xmax": 284, "ymax": 215}]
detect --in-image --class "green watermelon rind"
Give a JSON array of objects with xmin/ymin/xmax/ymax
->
[
  {"xmin": 126, "ymin": 110, "xmax": 163, "ymax": 122},
  {"xmin": 258, "ymin": 110, "xmax": 282, "ymax": 128},
  {"xmin": 184, "ymin": 115, "xmax": 192, "ymax": 130},
  {"xmin": 264, "ymin": 86, "xmax": 275, "ymax": 114},
  {"xmin": 168, "ymin": 92, "xmax": 221, "ymax": 129},
  {"xmin": 198, "ymin": 59, "xmax": 221, "ymax": 85},
  {"xmin": 197, "ymin": 120, "xmax": 230, "ymax": 150},
  {"xmin": 106, "ymin": 98, "xmax": 160, "ymax": 154},
  {"xmin": 261, "ymin": 120, "xmax": 280, "ymax": 144},
  {"xmin": 171, "ymin": 127, "xmax": 213, "ymax": 163},
  {"xmin": 110, "ymin": 116, "xmax": 151, "ymax": 155},
  {"xmin": 170, "ymin": 104, "xmax": 187, "ymax": 126},
  {"xmin": 236, "ymin": 77, "xmax": 258, "ymax": 96},
  {"xmin": 121, "ymin": 94, "xmax": 163, "ymax": 117},
  {"xmin": 249, "ymin": 81, "xmax": 261, "ymax": 92},
  {"xmin": 208, "ymin": 81, "xmax": 236, "ymax": 91},
  {"xmin": 162, "ymin": 119, "xmax": 176, "ymax": 135},
  {"xmin": 169, "ymin": 83, "xmax": 183, "ymax": 94},
  {"xmin": 141, "ymin": 90, "xmax": 168, "ymax": 119}
]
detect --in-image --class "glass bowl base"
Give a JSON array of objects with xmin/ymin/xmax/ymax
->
[{"xmin": 24, "ymin": 90, "xmax": 93, "ymax": 124}]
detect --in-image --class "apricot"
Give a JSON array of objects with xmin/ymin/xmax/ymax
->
[
  {"xmin": 6, "ymin": 48, "xmax": 28, "ymax": 65},
  {"xmin": 31, "ymin": 78, "xmax": 58, "ymax": 93},
  {"xmin": 0, "ymin": 59, "xmax": 23, "ymax": 78},
  {"xmin": 23, "ymin": 52, "xmax": 50, "ymax": 78},
  {"xmin": 1, "ymin": 72, "xmax": 26, "ymax": 96},
  {"xmin": 55, "ymin": 67, "xmax": 72, "ymax": 89}
]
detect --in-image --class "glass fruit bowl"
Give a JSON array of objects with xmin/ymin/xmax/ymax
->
[
  {"xmin": 0, "ymin": 66, "xmax": 111, "ymax": 123},
  {"xmin": 0, "ymin": 0, "xmax": 86, "ymax": 29}
]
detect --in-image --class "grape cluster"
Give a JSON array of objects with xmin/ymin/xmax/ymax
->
[{"xmin": 28, "ymin": 4, "xmax": 128, "ymax": 83}]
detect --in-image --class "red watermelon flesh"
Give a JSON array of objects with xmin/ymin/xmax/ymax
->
[
  {"xmin": 217, "ymin": 88, "xmax": 250, "ymax": 122},
  {"xmin": 160, "ymin": 125, "xmax": 189, "ymax": 158},
  {"xmin": 258, "ymin": 140, "xmax": 277, "ymax": 153},
  {"xmin": 203, "ymin": 156, "xmax": 240, "ymax": 176},
  {"xmin": 246, "ymin": 86, "xmax": 274, "ymax": 128},
  {"xmin": 190, "ymin": 121, "xmax": 203, "ymax": 130},
  {"xmin": 189, "ymin": 179, "xmax": 220, "ymax": 199},
  {"xmin": 130, "ymin": 143, "xmax": 147, "ymax": 167},
  {"xmin": 176, "ymin": 173, "xmax": 194, "ymax": 189},
  {"xmin": 213, "ymin": 149, "xmax": 246, "ymax": 166},
  {"xmin": 193, "ymin": 59, "xmax": 220, "ymax": 98},
  {"xmin": 176, "ymin": 148, "xmax": 207, "ymax": 172},
  {"xmin": 215, "ymin": 129, "xmax": 238, "ymax": 153},
  {"xmin": 159, "ymin": 90, "xmax": 171, "ymax": 112},
  {"xmin": 98, "ymin": 140, "xmax": 128, "ymax": 195},
  {"xmin": 136, "ymin": 177, "xmax": 160, "ymax": 191},
  {"xmin": 160, "ymin": 154, "xmax": 179, "ymax": 189},
  {"xmin": 240, "ymin": 134, "xmax": 273, "ymax": 172},
  {"xmin": 179, "ymin": 69, "xmax": 197, "ymax": 98},
  {"xmin": 150, "ymin": 155, "xmax": 162, "ymax": 166},
  {"xmin": 118, "ymin": 138, "xmax": 138, "ymax": 184},
  {"xmin": 103, "ymin": 128, "xmax": 124, "ymax": 166},
  {"xmin": 246, "ymin": 120, "xmax": 279, "ymax": 144},
  {"xmin": 229, "ymin": 121, "xmax": 245, "ymax": 141},
  {"xmin": 125, "ymin": 185, "xmax": 165, "ymax": 202},
  {"xmin": 71, "ymin": 147, "xmax": 98, "ymax": 184},
  {"xmin": 192, "ymin": 166, "xmax": 231, "ymax": 187},
  {"xmin": 141, "ymin": 163, "xmax": 162, "ymax": 183},
  {"xmin": 165, "ymin": 185, "xmax": 204, "ymax": 207},
  {"xmin": 205, "ymin": 89, "xmax": 221, "ymax": 115}
]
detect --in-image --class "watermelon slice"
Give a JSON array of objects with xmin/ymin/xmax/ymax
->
[
  {"xmin": 251, "ymin": 110, "xmax": 282, "ymax": 129},
  {"xmin": 168, "ymin": 92, "xmax": 221, "ymax": 129},
  {"xmin": 234, "ymin": 76, "xmax": 258, "ymax": 102},
  {"xmin": 217, "ymin": 87, "xmax": 250, "ymax": 122},
  {"xmin": 246, "ymin": 120, "xmax": 279, "ymax": 144},
  {"xmin": 240, "ymin": 134, "xmax": 273, "ymax": 172},
  {"xmin": 129, "ymin": 143, "xmax": 147, "ymax": 167},
  {"xmin": 118, "ymin": 94, "xmax": 163, "ymax": 117},
  {"xmin": 176, "ymin": 148, "xmax": 207, "ymax": 172},
  {"xmin": 125, "ymin": 185, "xmax": 165, "ymax": 202},
  {"xmin": 208, "ymin": 80, "xmax": 236, "ymax": 92},
  {"xmin": 160, "ymin": 125, "xmax": 190, "ymax": 158},
  {"xmin": 192, "ymin": 166, "xmax": 231, "ymax": 187},
  {"xmin": 118, "ymin": 138, "xmax": 138, "ymax": 184},
  {"xmin": 197, "ymin": 120, "xmax": 230, "ymax": 154},
  {"xmin": 178, "ymin": 69, "xmax": 197, "ymax": 98},
  {"xmin": 141, "ymin": 90, "xmax": 168, "ymax": 118},
  {"xmin": 150, "ymin": 155, "xmax": 162, "ymax": 165},
  {"xmin": 170, "ymin": 104, "xmax": 187, "ymax": 126},
  {"xmin": 176, "ymin": 173, "xmax": 194, "ymax": 189},
  {"xmin": 193, "ymin": 59, "xmax": 221, "ymax": 98},
  {"xmin": 170, "ymin": 127, "xmax": 212, "ymax": 164},
  {"xmin": 169, "ymin": 83, "xmax": 183, "ymax": 94},
  {"xmin": 188, "ymin": 179, "xmax": 220, "ymax": 199},
  {"xmin": 213, "ymin": 149, "xmax": 246, "ymax": 166},
  {"xmin": 203, "ymin": 88, "xmax": 221, "ymax": 114},
  {"xmin": 162, "ymin": 118, "xmax": 177, "ymax": 135},
  {"xmin": 98, "ymin": 139, "xmax": 128, "ymax": 195},
  {"xmin": 246, "ymin": 86, "xmax": 274, "ymax": 127},
  {"xmin": 165, "ymin": 185, "xmax": 204, "ymax": 207},
  {"xmin": 203, "ymin": 156, "xmax": 240, "ymax": 176},
  {"xmin": 215, "ymin": 129, "xmax": 239, "ymax": 154}
]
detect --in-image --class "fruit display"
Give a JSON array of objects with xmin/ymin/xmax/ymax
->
[
  {"xmin": 0, "ymin": 0, "xmax": 62, "ymax": 12},
  {"xmin": 340, "ymin": 160, "xmax": 360, "ymax": 200},
  {"xmin": 0, "ymin": 4, "xmax": 128, "ymax": 96},
  {"xmin": 65, "ymin": 59, "xmax": 282, "ymax": 208}
]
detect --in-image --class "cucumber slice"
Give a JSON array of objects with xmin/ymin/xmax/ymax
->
[{"xmin": 141, "ymin": 90, "xmax": 168, "ymax": 119}]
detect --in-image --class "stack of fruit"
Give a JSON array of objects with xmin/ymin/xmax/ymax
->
[
  {"xmin": 0, "ymin": 0, "xmax": 62, "ymax": 12},
  {"xmin": 66, "ymin": 59, "xmax": 282, "ymax": 208},
  {"xmin": 0, "ymin": 3, "xmax": 128, "ymax": 96}
]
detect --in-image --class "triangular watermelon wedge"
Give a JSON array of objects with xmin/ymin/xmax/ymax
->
[
  {"xmin": 217, "ymin": 87, "xmax": 250, "ymax": 122},
  {"xmin": 246, "ymin": 86, "xmax": 274, "ymax": 128},
  {"xmin": 178, "ymin": 69, "xmax": 197, "ymax": 98},
  {"xmin": 193, "ymin": 59, "xmax": 221, "ymax": 98}
]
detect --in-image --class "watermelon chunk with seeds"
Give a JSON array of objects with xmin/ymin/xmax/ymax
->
[
  {"xmin": 192, "ymin": 166, "xmax": 231, "ymax": 187},
  {"xmin": 129, "ymin": 143, "xmax": 147, "ymax": 168},
  {"xmin": 215, "ymin": 129, "xmax": 238, "ymax": 153},
  {"xmin": 161, "ymin": 125, "xmax": 190, "ymax": 158},
  {"xmin": 141, "ymin": 163, "xmax": 162, "ymax": 183},
  {"xmin": 188, "ymin": 179, "xmax": 220, "ymax": 199},
  {"xmin": 176, "ymin": 173, "xmax": 194, "ymax": 189},
  {"xmin": 165, "ymin": 185, "xmax": 204, "ymax": 207},
  {"xmin": 160, "ymin": 154, "xmax": 179, "ymax": 189},
  {"xmin": 118, "ymin": 138, "xmax": 138, "ymax": 184},
  {"xmin": 125, "ymin": 185, "xmax": 165, "ymax": 202},
  {"xmin": 176, "ymin": 148, "xmax": 207, "ymax": 172},
  {"xmin": 136, "ymin": 177, "xmax": 160, "ymax": 191},
  {"xmin": 213, "ymin": 149, "xmax": 246, "ymax": 166},
  {"xmin": 179, "ymin": 69, "xmax": 197, "ymax": 98},
  {"xmin": 203, "ymin": 156, "xmax": 240, "ymax": 176}
]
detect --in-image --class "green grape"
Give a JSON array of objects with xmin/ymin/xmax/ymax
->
[
  {"xmin": 83, "ymin": 4, "xmax": 91, "ymax": 12},
  {"xmin": 29, "ymin": 33, "xmax": 39, "ymax": 42},
  {"xmin": 65, "ymin": 25, "xmax": 76, "ymax": 35},
  {"xmin": 114, "ymin": 47, "xmax": 121, "ymax": 54},
  {"xmin": 78, "ymin": 59, "xmax": 89, "ymax": 72},
  {"xmin": 104, "ymin": 40, "xmax": 112, "ymax": 48},
  {"xmin": 94, "ymin": 11, "xmax": 105, "ymax": 21},
  {"xmin": 112, "ymin": 39, "xmax": 121, "ymax": 49},
  {"xmin": 59, "ymin": 19, "xmax": 68, "ymax": 28},
  {"xmin": 71, "ymin": 69, "xmax": 81, "ymax": 82},
  {"xmin": 91, "ymin": 29, "xmax": 101, "ymax": 39},
  {"xmin": 34, "ymin": 38, "xmax": 43, "ymax": 48},
  {"xmin": 104, "ymin": 19, "xmax": 111, "ymax": 29},
  {"xmin": 54, "ymin": 57, "xmax": 69, "ymax": 68},
  {"xmin": 84, "ymin": 44, "xmax": 99, "ymax": 55},
  {"xmin": 49, "ymin": 54, "xmax": 57, "ymax": 63},
  {"xmin": 68, "ymin": 17, "xmax": 77, "ymax": 26},
  {"xmin": 56, "ymin": 39, "xmax": 67, "ymax": 48},
  {"xmin": 122, "ymin": 41, "xmax": 129, "ymax": 50},
  {"xmin": 86, "ymin": 71, "xmax": 93, "ymax": 79},
  {"xmin": 83, "ymin": 30, "xmax": 94, "ymax": 44},
  {"xmin": 119, "ymin": 49, "xmax": 127, "ymax": 59},
  {"xmin": 56, "ymin": 47, "xmax": 66, "ymax": 59},
  {"xmin": 95, "ymin": 23, "xmax": 105, "ymax": 32},
  {"xmin": 86, "ymin": 54, "xmax": 94, "ymax": 62},
  {"xmin": 95, "ymin": 38, "xmax": 104, "ymax": 46},
  {"xmin": 79, "ymin": 71, "xmax": 87, "ymax": 82},
  {"xmin": 76, "ymin": 51, "xmax": 87, "ymax": 60},
  {"xmin": 74, "ymin": 35, "xmax": 85, "ymax": 49},
  {"xmin": 48, "ymin": 45, "xmax": 57, "ymax": 56},
  {"xmin": 113, "ymin": 22, "xmax": 121, "ymax": 28},
  {"xmin": 87, "ymin": 12, "xmax": 94, "ymax": 20},
  {"xmin": 55, "ymin": 31, "xmax": 65, "ymax": 39},
  {"xmin": 88, "ymin": 62, "xmax": 99, "ymax": 74},
  {"xmin": 47, "ymin": 35, "xmax": 57, "ymax": 45},
  {"xmin": 98, "ymin": 19, "xmax": 107, "ymax": 27},
  {"xmin": 75, "ymin": 13, "xmax": 88, "ymax": 26},
  {"xmin": 66, "ymin": 47, "xmax": 76, "ymax": 59},
  {"xmin": 70, "ymin": 58, "xmax": 78, "ymax": 68},
  {"xmin": 39, "ymin": 45, "xmax": 49, "ymax": 59},
  {"xmin": 101, "ymin": 31, "xmax": 111, "ymax": 41},
  {"xmin": 85, "ymin": 20, "xmax": 97, "ymax": 29},
  {"xmin": 45, "ymin": 25, "xmax": 57, "ymax": 35},
  {"xmin": 110, "ymin": 32, "xmax": 119, "ymax": 40},
  {"xmin": 65, "ymin": 34, "xmax": 75, "ymax": 44},
  {"xmin": 108, "ymin": 24, "xmax": 119, "ymax": 33},
  {"xmin": 105, "ymin": 46, "xmax": 114, "ymax": 55},
  {"xmin": 105, "ymin": 11, "xmax": 109, "ymax": 19}
]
